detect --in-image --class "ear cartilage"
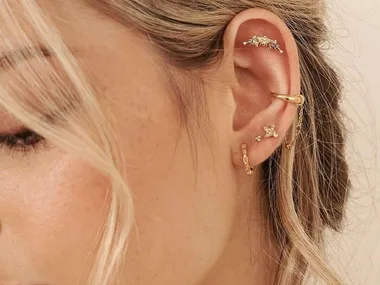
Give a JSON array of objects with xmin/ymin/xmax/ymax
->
[{"xmin": 243, "ymin": 35, "xmax": 284, "ymax": 54}]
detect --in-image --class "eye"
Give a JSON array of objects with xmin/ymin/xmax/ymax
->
[{"xmin": 0, "ymin": 129, "xmax": 45, "ymax": 155}]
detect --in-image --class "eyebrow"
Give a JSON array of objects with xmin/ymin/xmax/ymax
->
[{"xmin": 0, "ymin": 46, "xmax": 52, "ymax": 71}]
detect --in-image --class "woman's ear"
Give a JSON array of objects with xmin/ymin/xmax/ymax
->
[{"xmin": 221, "ymin": 8, "xmax": 302, "ymax": 170}]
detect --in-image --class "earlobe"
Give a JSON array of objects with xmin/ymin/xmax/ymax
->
[{"xmin": 221, "ymin": 8, "xmax": 303, "ymax": 171}]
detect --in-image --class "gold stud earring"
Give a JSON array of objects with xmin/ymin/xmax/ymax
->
[
  {"xmin": 263, "ymin": 125, "xmax": 279, "ymax": 138},
  {"xmin": 243, "ymin": 35, "xmax": 284, "ymax": 54},
  {"xmin": 241, "ymin": 144, "xmax": 254, "ymax": 175},
  {"xmin": 255, "ymin": 136, "xmax": 262, "ymax": 142}
]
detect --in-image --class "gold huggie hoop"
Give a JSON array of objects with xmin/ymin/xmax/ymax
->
[
  {"xmin": 241, "ymin": 144, "xmax": 254, "ymax": 175},
  {"xmin": 272, "ymin": 93, "xmax": 305, "ymax": 150},
  {"xmin": 243, "ymin": 35, "xmax": 284, "ymax": 54}
]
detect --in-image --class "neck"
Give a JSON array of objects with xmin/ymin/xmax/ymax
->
[{"xmin": 201, "ymin": 174, "xmax": 279, "ymax": 285}]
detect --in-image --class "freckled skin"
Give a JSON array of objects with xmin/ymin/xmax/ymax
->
[{"xmin": 0, "ymin": 1, "xmax": 276, "ymax": 284}]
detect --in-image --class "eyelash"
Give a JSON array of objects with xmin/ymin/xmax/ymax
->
[{"xmin": 0, "ymin": 129, "xmax": 46, "ymax": 156}]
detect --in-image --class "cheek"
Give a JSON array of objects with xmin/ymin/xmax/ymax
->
[
  {"xmin": 93, "ymin": 60, "xmax": 238, "ymax": 282},
  {"xmin": 0, "ymin": 150, "xmax": 109, "ymax": 282},
  {"xmin": 119, "ymin": 133, "xmax": 238, "ymax": 284},
  {"xmin": 111, "ymin": 102, "xmax": 237, "ymax": 283}
]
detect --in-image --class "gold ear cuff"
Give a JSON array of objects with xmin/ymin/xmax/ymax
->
[
  {"xmin": 243, "ymin": 35, "xmax": 284, "ymax": 54},
  {"xmin": 272, "ymin": 93, "xmax": 305, "ymax": 106},
  {"xmin": 272, "ymin": 93, "xmax": 305, "ymax": 150},
  {"xmin": 251, "ymin": 94, "xmax": 305, "ymax": 152}
]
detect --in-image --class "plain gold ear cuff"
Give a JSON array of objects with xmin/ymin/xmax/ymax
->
[
  {"xmin": 241, "ymin": 144, "xmax": 254, "ymax": 176},
  {"xmin": 272, "ymin": 93, "xmax": 305, "ymax": 106},
  {"xmin": 272, "ymin": 93, "xmax": 306, "ymax": 150},
  {"xmin": 243, "ymin": 35, "xmax": 284, "ymax": 54}
]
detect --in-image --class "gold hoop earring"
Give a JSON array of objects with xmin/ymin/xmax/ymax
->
[
  {"xmin": 243, "ymin": 35, "xmax": 284, "ymax": 54},
  {"xmin": 241, "ymin": 144, "xmax": 254, "ymax": 175},
  {"xmin": 272, "ymin": 93, "xmax": 305, "ymax": 150}
]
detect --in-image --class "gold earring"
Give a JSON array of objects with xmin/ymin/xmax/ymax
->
[
  {"xmin": 241, "ymin": 144, "xmax": 254, "ymax": 175},
  {"xmin": 272, "ymin": 93, "xmax": 305, "ymax": 106},
  {"xmin": 272, "ymin": 93, "xmax": 305, "ymax": 150},
  {"xmin": 255, "ymin": 136, "xmax": 262, "ymax": 142},
  {"xmin": 243, "ymin": 35, "xmax": 284, "ymax": 54},
  {"xmin": 263, "ymin": 125, "xmax": 279, "ymax": 138}
]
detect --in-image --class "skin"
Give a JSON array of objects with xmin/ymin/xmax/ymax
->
[{"xmin": 0, "ymin": 1, "xmax": 300, "ymax": 284}]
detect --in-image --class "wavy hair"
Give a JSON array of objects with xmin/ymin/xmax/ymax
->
[{"xmin": 0, "ymin": 0, "xmax": 350, "ymax": 284}]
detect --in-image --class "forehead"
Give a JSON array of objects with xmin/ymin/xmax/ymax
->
[
  {"xmin": 0, "ymin": 0, "xmax": 153, "ymax": 89},
  {"xmin": 0, "ymin": 0, "xmax": 127, "ymax": 75},
  {"xmin": 0, "ymin": 0, "xmax": 104, "ymax": 44}
]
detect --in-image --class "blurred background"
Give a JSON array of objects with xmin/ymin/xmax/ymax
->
[{"xmin": 326, "ymin": 0, "xmax": 380, "ymax": 284}]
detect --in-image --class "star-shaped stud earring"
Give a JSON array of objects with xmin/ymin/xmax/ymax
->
[{"xmin": 263, "ymin": 125, "xmax": 279, "ymax": 138}]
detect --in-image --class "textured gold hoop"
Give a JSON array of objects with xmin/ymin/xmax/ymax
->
[{"xmin": 241, "ymin": 144, "xmax": 254, "ymax": 175}]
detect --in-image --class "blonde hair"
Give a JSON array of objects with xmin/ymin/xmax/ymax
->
[{"xmin": 0, "ymin": 0, "xmax": 350, "ymax": 285}]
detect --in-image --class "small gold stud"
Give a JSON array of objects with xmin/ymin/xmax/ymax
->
[
  {"xmin": 264, "ymin": 125, "xmax": 279, "ymax": 138},
  {"xmin": 255, "ymin": 136, "xmax": 262, "ymax": 142}
]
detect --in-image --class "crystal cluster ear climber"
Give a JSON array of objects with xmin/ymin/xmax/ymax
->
[{"xmin": 243, "ymin": 35, "xmax": 284, "ymax": 54}]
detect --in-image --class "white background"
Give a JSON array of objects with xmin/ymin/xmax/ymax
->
[{"xmin": 326, "ymin": 0, "xmax": 380, "ymax": 284}]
